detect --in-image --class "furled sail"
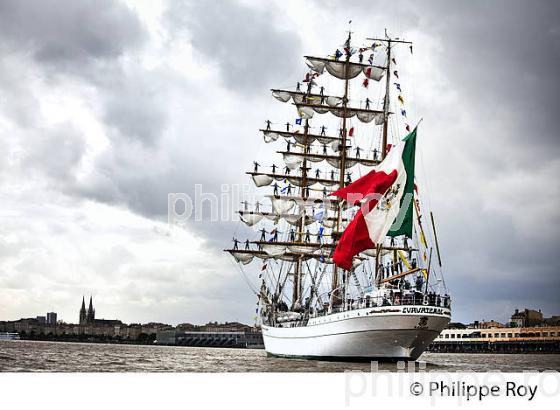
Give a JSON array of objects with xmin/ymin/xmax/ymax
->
[
  {"xmin": 230, "ymin": 251, "xmax": 254, "ymax": 265},
  {"xmin": 326, "ymin": 157, "xmax": 358, "ymax": 168},
  {"xmin": 283, "ymin": 154, "xmax": 303, "ymax": 170},
  {"xmin": 272, "ymin": 89, "xmax": 344, "ymax": 107},
  {"xmin": 239, "ymin": 212, "xmax": 264, "ymax": 226},
  {"xmin": 326, "ymin": 96, "xmax": 343, "ymax": 107},
  {"xmin": 279, "ymin": 151, "xmax": 378, "ymax": 169},
  {"xmin": 263, "ymin": 131, "xmax": 281, "ymax": 143},
  {"xmin": 267, "ymin": 195, "xmax": 343, "ymax": 213},
  {"xmin": 295, "ymin": 103, "xmax": 385, "ymax": 124},
  {"xmin": 261, "ymin": 244, "xmax": 288, "ymax": 257},
  {"xmin": 252, "ymin": 174, "xmax": 273, "ymax": 187},
  {"xmin": 297, "ymin": 105, "xmax": 315, "ymax": 119},
  {"xmin": 271, "ymin": 90, "xmax": 292, "ymax": 102},
  {"xmin": 306, "ymin": 57, "xmax": 362, "ymax": 79},
  {"xmin": 261, "ymin": 129, "xmax": 342, "ymax": 145},
  {"xmin": 305, "ymin": 56, "xmax": 386, "ymax": 81}
]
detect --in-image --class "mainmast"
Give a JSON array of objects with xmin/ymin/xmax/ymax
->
[
  {"xmin": 292, "ymin": 91, "xmax": 313, "ymax": 310},
  {"xmin": 382, "ymin": 39, "xmax": 391, "ymax": 160},
  {"xmin": 330, "ymin": 31, "xmax": 352, "ymax": 309},
  {"xmin": 367, "ymin": 33, "xmax": 412, "ymax": 161}
]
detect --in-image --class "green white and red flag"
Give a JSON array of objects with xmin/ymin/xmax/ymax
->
[{"xmin": 332, "ymin": 127, "xmax": 418, "ymax": 270}]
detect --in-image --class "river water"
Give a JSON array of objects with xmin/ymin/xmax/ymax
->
[{"xmin": 1, "ymin": 340, "xmax": 559, "ymax": 372}]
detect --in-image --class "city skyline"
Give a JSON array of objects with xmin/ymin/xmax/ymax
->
[
  {"xmin": 2, "ymin": 294, "xmax": 558, "ymax": 327},
  {"xmin": 0, "ymin": 0, "xmax": 559, "ymax": 325}
]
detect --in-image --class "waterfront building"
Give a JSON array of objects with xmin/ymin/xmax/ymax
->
[
  {"xmin": 510, "ymin": 308, "xmax": 543, "ymax": 327},
  {"xmin": 176, "ymin": 323, "xmax": 197, "ymax": 332},
  {"xmin": 430, "ymin": 325, "xmax": 560, "ymax": 353},
  {"xmin": 199, "ymin": 321, "xmax": 253, "ymax": 333},
  {"xmin": 46, "ymin": 312, "xmax": 57, "ymax": 325},
  {"xmin": 36, "ymin": 316, "xmax": 46, "ymax": 325},
  {"xmin": 543, "ymin": 315, "xmax": 560, "ymax": 327},
  {"xmin": 124, "ymin": 324, "xmax": 143, "ymax": 340},
  {"xmin": 435, "ymin": 326, "xmax": 560, "ymax": 341},
  {"xmin": 156, "ymin": 329, "xmax": 264, "ymax": 348},
  {"xmin": 480, "ymin": 320, "xmax": 504, "ymax": 328}
]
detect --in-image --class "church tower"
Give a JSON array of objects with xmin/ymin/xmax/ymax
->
[
  {"xmin": 79, "ymin": 296, "xmax": 87, "ymax": 325},
  {"xmin": 86, "ymin": 296, "xmax": 95, "ymax": 323}
]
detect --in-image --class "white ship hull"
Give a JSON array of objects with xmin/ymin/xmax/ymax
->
[{"xmin": 262, "ymin": 305, "xmax": 451, "ymax": 361}]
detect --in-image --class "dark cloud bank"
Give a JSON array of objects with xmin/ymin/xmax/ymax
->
[{"xmin": 0, "ymin": 0, "xmax": 558, "ymax": 324}]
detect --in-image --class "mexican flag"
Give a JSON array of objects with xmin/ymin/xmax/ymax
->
[{"xmin": 332, "ymin": 128, "xmax": 417, "ymax": 270}]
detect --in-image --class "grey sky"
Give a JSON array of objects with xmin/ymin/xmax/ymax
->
[{"xmin": 0, "ymin": 0, "xmax": 558, "ymax": 325}]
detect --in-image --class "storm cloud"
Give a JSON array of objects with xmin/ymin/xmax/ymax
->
[{"xmin": 0, "ymin": 0, "xmax": 558, "ymax": 325}]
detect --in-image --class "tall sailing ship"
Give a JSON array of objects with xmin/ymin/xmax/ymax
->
[{"xmin": 226, "ymin": 32, "xmax": 451, "ymax": 360}]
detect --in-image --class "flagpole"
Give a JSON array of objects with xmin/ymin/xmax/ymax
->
[
  {"xmin": 430, "ymin": 211, "xmax": 442, "ymax": 267},
  {"xmin": 424, "ymin": 247, "xmax": 433, "ymax": 293}
]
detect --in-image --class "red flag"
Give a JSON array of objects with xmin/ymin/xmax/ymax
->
[
  {"xmin": 331, "ymin": 168, "xmax": 396, "ymax": 206},
  {"xmin": 362, "ymin": 78, "xmax": 369, "ymax": 88},
  {"xmin": 331, "ymin": 169, "xmax": 398, "ymax": 269},
  {"xmin": 348, "ymin": 127, "xmax": 354, "ymax": 137},
  {"xmin": 386, "ymin": 143, "xmax": 393, "ymax": 153},
  {"xmin": 261, "ymin": 263, "xmax": 267, "ymax": 271},
  {"xmin": 405, "ymin": 124, "xmax": 410, "ymax": 132}
]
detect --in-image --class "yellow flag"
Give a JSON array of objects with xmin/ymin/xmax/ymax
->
[
  {"xmin": 420, "ymin": 230, "xmax": 427, "ymax": 247},
  {"xmin": 398, "ymin": 251, "xmax": 411, "ymax": 270},
  {"xmin": 422, "ymin": 269, "xmax": 428, "ymax": 279}
]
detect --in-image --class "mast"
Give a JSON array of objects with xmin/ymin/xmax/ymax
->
[
  {"xmin": 366, "ymin": 34, "xmax": 413, "ymax": 160},
  {"xmin": 330, "ymin": 31, "xmax": 352, "ymax": 309},
  {"xmin": 382, "ymin": 39, "xmax": 391, "ymax": 160},
  {"xmin": 292, "ymin": 109, "xmax": 312, "ymax": 309},
  {"xmin": 374, "ymin": 243, "xmax": 382, "ymax": 286}
]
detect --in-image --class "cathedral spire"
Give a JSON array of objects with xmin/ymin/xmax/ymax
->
[
  {"xmin": 86, "ymin": 295, "xmax": 95, "ymax": 323},
  {"xmin": 79, "ymin": 295, "xmax": 87, "ymax": 325}
]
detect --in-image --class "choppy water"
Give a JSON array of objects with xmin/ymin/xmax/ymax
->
[{"xmin": 1, "ymin": 340, "xmax": 559, "ymax": 372}]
